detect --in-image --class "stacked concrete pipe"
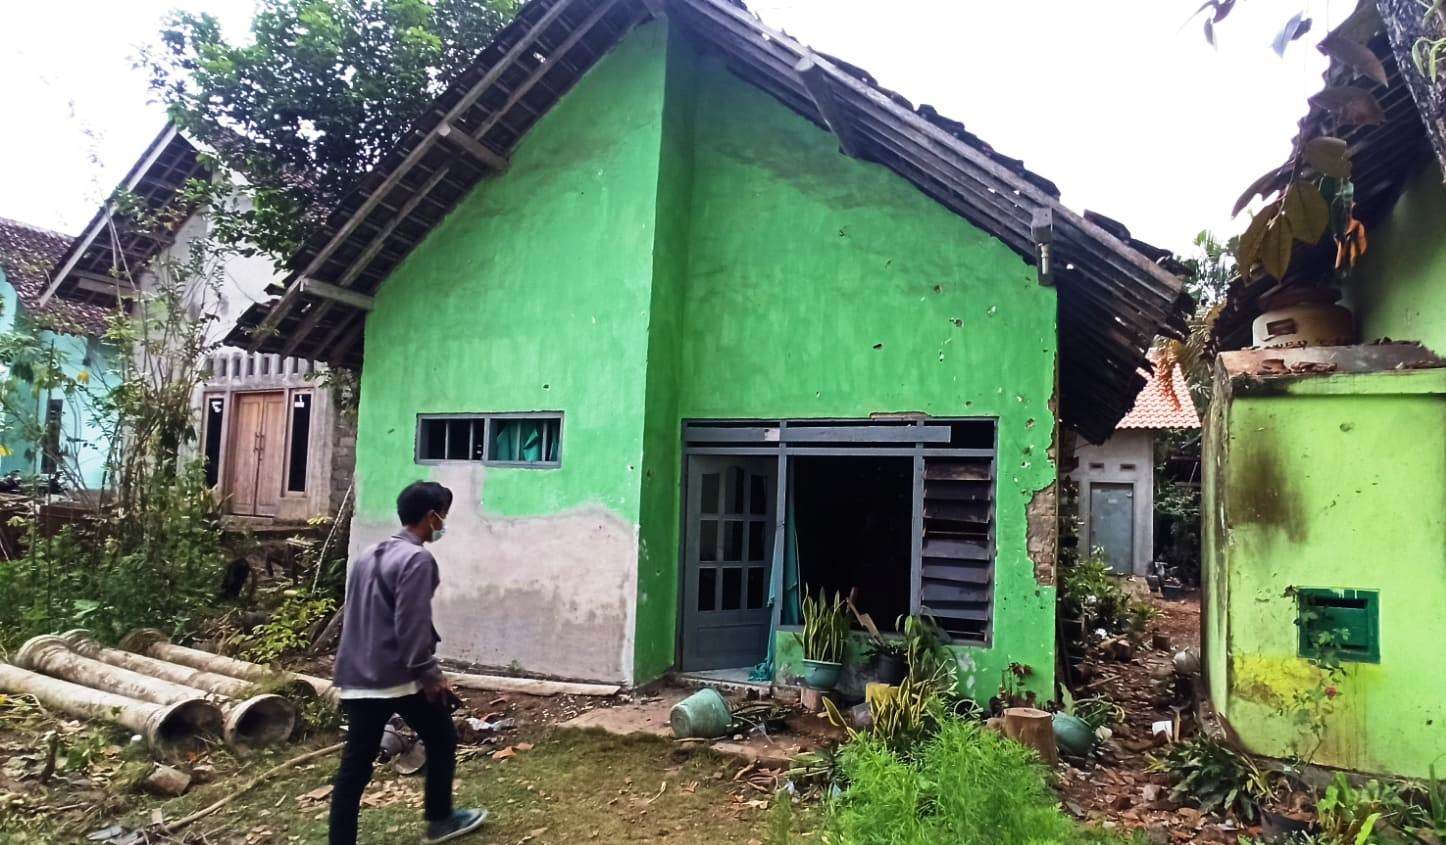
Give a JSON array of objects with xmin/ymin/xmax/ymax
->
[
  {"xmin": 14, "ymin": 636, "xmax": 232, "ymax": 745},
  {"xmin": 0, "ymin": 662, "xmax": 213, "ymax": 752},
  {"xmin": 120, "ymin": 628, "xmax": 338, "ymax": 706},
  {"xmin": 60, "ymin": 630, "xmax": 295, "ymax": 748}
]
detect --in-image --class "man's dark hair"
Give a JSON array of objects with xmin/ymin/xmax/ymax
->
[{"xmin": 397, "ymin": 481, "xmax": 453, "ymax": 526}]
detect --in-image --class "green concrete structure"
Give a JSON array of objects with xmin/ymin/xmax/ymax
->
[
  {"xmin": 1203, "ymin": 173, "xmax": 1446, "ymax": 780},
  {"xmin": 0, "ymin": 218, "xmax": 116, "ymax": 490},
  {"xmin": 235, "ymin": 4, "xmax": 1184, "ymax": 692}
]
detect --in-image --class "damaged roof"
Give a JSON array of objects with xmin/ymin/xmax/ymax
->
[
  {"xmin": 218, "ymin": 0, "xmax": 1189, "ymax": 442},
  {"xmin": 39, "ymin": 125, "xmax": 210, "ymax": 310},
  {"xmin": 0, "ymin": 216, "xmax": 111, "ymax": 335},
  {"xmin": 1211, "ymin": 3, "xmax": 1436, "ymax": 350}
]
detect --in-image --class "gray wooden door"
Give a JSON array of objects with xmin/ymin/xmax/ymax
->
[
  {"xmin": 1089, "ymin": 482, "xmax": 1135, "ymax": 574},
  {"xmin": 681, "ymin": 456, "xmax": 776, "ymax": 671}
]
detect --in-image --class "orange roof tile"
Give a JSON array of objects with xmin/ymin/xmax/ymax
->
[{"xmin": 1116, "ymin": 363, "xmax": 1201, "ymax": 430}]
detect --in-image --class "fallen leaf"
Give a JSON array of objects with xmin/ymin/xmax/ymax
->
[
  {"xmin": 492, "ymin": 747, "xmax": 516, "ymax": 761},
  {"xmin": 298, "ymin": 785, "xmax": 333, "ymax": 803},
  {"xmin": 514, "ymin": 742, "xmax": 534, "ymax": 752}
]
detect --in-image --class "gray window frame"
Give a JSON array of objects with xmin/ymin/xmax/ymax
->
[{"xmin": 415, "ymin": 411, "xmax": 563, "ymax": 468}]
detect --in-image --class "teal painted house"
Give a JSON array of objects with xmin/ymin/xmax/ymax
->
[
  {"xmin": 235, "ymin": 0, "xmax": 1187, "ymax": 690},
  {"xmin": 0, "ymin": 217, "xmax": 116, "ymax": 490},
  {"xmin": 1204, "ymin": 4, "xmax": 1446, "ymax": 778}
]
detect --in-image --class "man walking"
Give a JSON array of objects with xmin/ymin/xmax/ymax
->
[{"xmin": 329, "ymin": 481, "xmax": 487, "ymax": 844}]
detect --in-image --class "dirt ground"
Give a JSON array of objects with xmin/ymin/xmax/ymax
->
[
  {"xmin": 1054, "ymin": 590, "xmax": 1248, "ymax": 843},
  {"xmin": 0, "ymin": 685, "xmax": 814, "ymax": 844}
]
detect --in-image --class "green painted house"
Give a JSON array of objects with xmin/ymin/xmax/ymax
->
[
  {"xmin": 234, "ymin": 0, "xmax": 1186, "ymax": 691},
  {"xmin": 1204, "ymin": 7, "xmax": 1446, "ymax": 778},
  {"xmin": 0, "ymin": 217, "xmax": 116, "ymax": 490}
]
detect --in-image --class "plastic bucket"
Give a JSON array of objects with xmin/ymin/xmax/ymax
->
[{"xmin": 669, "ymin": 688, "xmax": 731, "ymax": 739}]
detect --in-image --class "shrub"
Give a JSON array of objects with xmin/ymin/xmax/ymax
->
[
  {"xmin": 826, "ymin": 716, "xmax": 1120, "ymax": 844},
  {"xmin": 1150, "ymin": 736, "xmax": 1272, "ymax": 822}
]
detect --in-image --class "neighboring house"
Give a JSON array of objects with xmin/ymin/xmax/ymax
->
[
  {"xmin": 1069, "ymin": 361, "xmax": 1199, "ymax": 576},
  {"xmin": 0, "ymin": 217, "xmax": 116, "ymax": 489},
  {"xmin": 1203, "ymin": 4, "xmax": 1446, "ymax": 778},
  {"xmin": 232, "ymin": 0, "xmax": 1188, "ymax": 690},
  {"xmin": 39, "ymin": 126, "xmax": 354, "ymax": 521}
]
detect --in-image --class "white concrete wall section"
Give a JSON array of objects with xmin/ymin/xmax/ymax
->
[
  {"xmin": 348, "ymin": 463, "xmax": 638, "ymax": 686},
  {"xmin": 1069, "ymin": 428, "xmax": 1155, "ymax": 576}
]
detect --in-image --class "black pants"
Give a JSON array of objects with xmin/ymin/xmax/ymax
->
[{"xmin": 329, "ymin": 692, "xmax": 457, "ymax": 845}]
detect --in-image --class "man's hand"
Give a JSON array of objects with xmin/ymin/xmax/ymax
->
[{"xmin": 422, "ymin": 675, "xmax": 453, "ymax": 705}]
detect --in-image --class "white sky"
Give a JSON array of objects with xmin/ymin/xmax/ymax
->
[{"xmin": 0, "ymin": 0, "xmax": 1346, "ymax": 256}]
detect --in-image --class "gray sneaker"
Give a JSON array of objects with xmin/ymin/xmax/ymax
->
[{"xmin": 422, "ymin": 809, "xmax": 488, "ymax": 843}]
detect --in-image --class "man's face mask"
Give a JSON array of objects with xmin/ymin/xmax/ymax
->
[{"xmin": 430, "ymin": 511, "xmax": 448, "ymax": 542}]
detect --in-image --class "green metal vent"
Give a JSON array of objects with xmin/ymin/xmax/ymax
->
[{"xmin": 1296, "ymin": 588, "xmax": 1379, "ymax": 664}]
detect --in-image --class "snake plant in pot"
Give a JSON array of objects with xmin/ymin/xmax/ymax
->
[{"xmin": 796, "ymin": 589, "xmax": 850, "ymax": 690}]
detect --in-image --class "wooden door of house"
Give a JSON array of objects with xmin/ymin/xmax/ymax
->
[
  {"xmin": 226, "ymin": 392, "xmax": 287, "ymax": 516},
  {"xmin": 681, "ymin": 456, "xmax": 776, "ymax": 671}
]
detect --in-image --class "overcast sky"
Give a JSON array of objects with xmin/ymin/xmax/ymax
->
[{"xmin": 0, "ymin": 0, "xmax": 1344, "ymax": 257}]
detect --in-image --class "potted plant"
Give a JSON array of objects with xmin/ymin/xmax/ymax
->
[
  {"xmin": 846, "ymin": 594, "xmax": 907, "ymax": 684},
  {"xmin": 795, "ymin": 589, "xmax": 849, "ymax": 691}
]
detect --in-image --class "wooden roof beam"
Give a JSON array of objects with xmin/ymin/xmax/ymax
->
[
  {"xmin": 247, "ymin": 0, "xmax": 585, "ymax": 346},
  {"xmin": 297, "ymin": 277, "xmax": 375, "ymax": 312},
  {"xmin": 436, "ymin": 123, "xmax": 510, "ymax": 173},
  {"xmin": 794, "ymin": 56, "xmax": 866, "ymax": 158}
]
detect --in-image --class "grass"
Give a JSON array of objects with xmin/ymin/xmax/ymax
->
[
  {"xmin": 0, "ymin": 728, "xmax": 805, "ymax": 844},
  {"xmin": 823, "ymin": 717, "xmax": 1140, "ymax": 845}
]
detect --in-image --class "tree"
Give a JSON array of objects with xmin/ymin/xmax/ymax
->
[{"xmin": 141, "ymin": 0, "xmax": 519, "ymax": 258}]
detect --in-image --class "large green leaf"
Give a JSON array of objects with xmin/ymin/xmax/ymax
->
[
  {"xmin": 1261, "ymin": 217, "xmax": 1295, "ymax": 280},
  {"xmin": 1303, "ymin": 136, "xmax": 1352, "ymax": 178},
  {"xmin": 1318, "ymin": 33, "xmax": 1389, "ymax": 86},
  {"xmin": 1308, "ymin": 86, "xmax": 1387, "ymax": 125},
  {"xmin": 1236, "ymin": 202, "xmax": 1277, "ymax": 274},
  {"xmin": 1282, "ymin": 180, "xmax": 1329, "ymax": 244}
]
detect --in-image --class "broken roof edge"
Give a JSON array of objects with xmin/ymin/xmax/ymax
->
[
  {"xmin": 229, "ymin": 0, "xmax": 1190, "ymax": 441},
  {"xmin": 41, "ymin": 124, "xmax": 187, "ymax": 309}
]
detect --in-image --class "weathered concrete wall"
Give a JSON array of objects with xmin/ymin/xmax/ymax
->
[
  {"xmin": 1204, "ymin": 366, "xmax": 1446, "ymax": 777},
  {"xmin": 662, "ymin": 48, "xmax": 1060, "ymax": 699},
  {"xmin": 350, "ymin": 23, "xmax": 673, "ymax": 685},
  {"xmin": 0, "ymin": 273, "xmax": 117, "ymax": 489},
  {"xmin": 1344, "ymin": 163, "xmax": 1446, "ymax": 355},
  {"xmin": 1069, "ymin": 428, "xmax": 1156, "ymax": 575}
]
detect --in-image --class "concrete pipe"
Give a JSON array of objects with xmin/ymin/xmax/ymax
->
[
  {"xmin": 0, "ymin": 663, "xmax": 212, "ymax": 751},
  {"xmin": 60, "ymin": 631, "xmax": 296, "ymax": 748},
  {"xmin": 120, "ymin": 628, "xmax": 336, "ymax": 704}
]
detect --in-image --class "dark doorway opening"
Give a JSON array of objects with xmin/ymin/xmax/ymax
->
[{"xmin": 792, "ymin": 456, "xmax": 912, "ymax": 632}]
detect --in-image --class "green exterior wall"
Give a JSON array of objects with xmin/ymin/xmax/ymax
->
[
  {"xmin": 1343, "ymin": 163, "xmax": 1446, "ymax": 355},
  {"xmin": 348, "ymin": 21, "xmax": 1059, "ymax": 690},
  {"xmin": 1203, "ymin": 367, "xmax": 1446, "ymax": 777},
  {"xmin": 0, "ymin": 273, "xmax": 115, "ymax": 489},
  {"xmin": 350, "ymin": 22, "xmax": 673, "ymax": 683}
]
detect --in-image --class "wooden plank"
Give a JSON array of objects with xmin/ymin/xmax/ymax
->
[
  {"xmin": 297, "ymin": 277, "xmax": 375, "ymax": 311},
  {"xmin": 436, "ymin": 122, "xmax": 510, "ymax": 172},
  {"xmin": 463, "ymin": 0, "xmax": 628, "ymax": 146},
  {"xmin": 922, "ymin": 603, "xmax": 991, "ymax": 622},
  {"xmin": 921, "ymin": 537, "xmax": 990, "ymax": 560},
  {"xmin": 921, "ymin": 581, "xmax": 991, "ymax": 604},
  {"xmin": 447, "ymin": 671, "xmax": 619, "ymax": 697},
  {"xmin": 923, "ymin": 462, "xmax": 991, "ymax": 482},
  {"xmin": 794, "ymin": 55, "xmax": 865, "ymax": 157},
  {"xmin": 782, "ymin": 425, "xmax": 949, "ymax": 444},
  {"xmin": 684, "ymin": 426, "xmax": 780, "ymax": 443},
  {"xmin": 923, "ymin": 500, "xmax": 991, "ymax": 524},
  {"xmin": 923, "ymin": 481, "xmax": 992, "ymax": 502},
  {"xmin": 920, "ymin": 563, "xmax": 991, "ymax": 585}
]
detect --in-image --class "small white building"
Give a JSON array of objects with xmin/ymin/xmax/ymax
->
[
  {"xmin": 40, "ymin": 126, "xmax": 354, "ymax": 521},
  {"xmin": 1069, "ymin": 362, "xmax": 1199, "ymax": 575}
]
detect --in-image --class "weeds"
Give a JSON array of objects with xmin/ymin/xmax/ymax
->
[
  {"xmin": 242, "ymin": 590, "xmax": 337, "ymax": 664},
  {"xmin": 825, "ymin": 716, "xmax": 1119, "ymax": 844},
  {"xmin": 1150, "ymin": 735, "xmax": 1272, "ymax": 822},
  {"xmin": 1060, "ymin": 552, "xmax": 1155, "ymax": 646}
]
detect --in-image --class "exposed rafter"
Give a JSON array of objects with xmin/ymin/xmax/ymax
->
[{"xmin": 794, "ymin": 56, "xmax": 865, "ymax": 158}]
